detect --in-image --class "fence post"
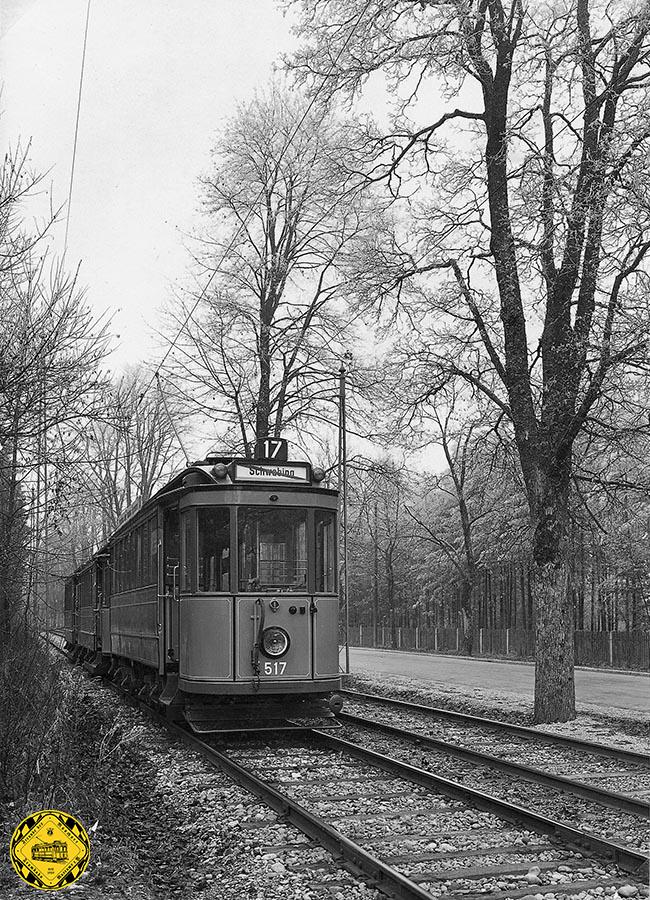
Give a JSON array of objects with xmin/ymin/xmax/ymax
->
[
  {"xmin": 398, "ymin": 627, "xmax": 402, "ymax": 648},
  {"xmin": 479, "ymin": 628, "xmax": 483, "ymax": 655},
  {"xmin": 359, "ymin": 624, "xmax": 363, "ymax": 647},
  {"xmin": 382, "ymin": 625, "xmax": 386, "ymax": 646},
  {"xmin": 506, "ymin": 627, "xmax": 510, "ymax": 656},
  {"xmin": 456, "ymin": 628, "xmax": 459, "ymax": 652},
  {"xmin": 415, "ymin": 626, "xmax": 419, "ymax": 650},
  {"xmin": 434, "ymin": 627, "xmax": 438, "ymax": 652},
  {"xmin": 609, "ymin": 631, "xmax": 613, "ymax": 667}
]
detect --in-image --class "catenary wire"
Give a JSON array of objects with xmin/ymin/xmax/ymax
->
[{"xmin": 64, "ymin": 0, "xmax": 92, "ymax": 253}]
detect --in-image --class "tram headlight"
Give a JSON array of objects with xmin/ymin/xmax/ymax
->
[{"xmin": 261, "ymin": 627, "xmax": 290, "ymax": 658}]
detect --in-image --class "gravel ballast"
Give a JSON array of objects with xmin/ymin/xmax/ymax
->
[
  {"xmin": 0, "ymin": 672, "xmax": 379, "ymax": 900},
  {"xmin": 1, "ymin": 665, "xmax": 646, "ymax": 899}
]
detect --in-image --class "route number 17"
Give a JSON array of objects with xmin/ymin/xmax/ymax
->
[
  {"xmin": 255, "ymin": 437, "xmax": 288, "ymax": 461},
  {"xmin": 264, "ymin": 661, "xmax": 287, "ymax": 675}
]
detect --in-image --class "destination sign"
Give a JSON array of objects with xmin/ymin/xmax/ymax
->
[{"xmin": 234, "ymin": 462, "xmax": 310, "ymax": 483}]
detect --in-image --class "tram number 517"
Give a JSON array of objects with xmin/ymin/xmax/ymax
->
[{"xmin": 264, "ymin": 661, "xmax": 287, "ymax": 675}]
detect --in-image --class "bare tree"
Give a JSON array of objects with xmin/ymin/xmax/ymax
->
[
  {"xmin": 289, "ymin": 0, "xmax": 650, "ymax": 721},
  {"xmin": 0, "ymin": 145, "xmax": 110, "ymax": 641},
  {"xmin": 163, "ymin": 82, "xmax": 382, "ymax": 453},
  {"xmin": 67, "ymin": 368, "xmax": 187, "ymax": 538},
  {"xmin": 347, "ymin": 458, "xmax": 421, "ymax": 642}
]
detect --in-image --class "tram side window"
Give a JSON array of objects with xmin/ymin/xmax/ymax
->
[
  {"xmin": 114, "ymin": 541, "xmax": 122, "ymax": 593},
  {"xmin": 197, "ymin": 508, "xmax": 230, "ymax": 592},
  {"xmin": 79, "ymin": 570, "xmax": 92, "ymax": 607},
  {"xmin": 315, "ymin": 510, "xmax": 337, "ymax": 593},
  {"xmin": 181, "ymin": 511, "xmax": 195, "ymax": 592},
  {"xmin": 164, "ymin": 507, "xmax": 180, "ymax": 591},
  {"xmin": 238, "ymin": 507, "xmax": 307, "ymax": 592},
  {"xmin": 120, "ymin": 540, "xmax": 126, "ymax": 592},
  {"xmin": 127, "ymin": 532, "xmax": 134, "ymax": 590},
  {"xmin": 149, "ymin": 516, "xmax": 158, "ymax": 584},
  {"xmin": 135, "ymin": 526, "xmax": 143, "ymax": 586}
]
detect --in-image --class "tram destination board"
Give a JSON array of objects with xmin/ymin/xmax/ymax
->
[{"xmin": 234, "ymin": 461, "xmax": 310, "ymax": 483}]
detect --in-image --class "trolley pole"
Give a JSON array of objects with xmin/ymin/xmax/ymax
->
[{"xmin": 338, "ymin": 364, "xmax": 349, "ymax": 674}]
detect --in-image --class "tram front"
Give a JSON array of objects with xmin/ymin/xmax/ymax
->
[{"xmin": 172, "ymin": 439, "xmax": 342, "ymax": 731}]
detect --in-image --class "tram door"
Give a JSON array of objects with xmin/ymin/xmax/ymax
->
[{"xmin": 163, "ymin": 507, "xmax": 180, "ymax": 669}]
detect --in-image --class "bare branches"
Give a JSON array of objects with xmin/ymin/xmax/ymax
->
[
  {"xmin": 164, "ymin": 83, "xmax": 383, "ymax": 450},
  {"xmin": 287, "ymin": 0, "xmax": 650, "ymax": 719},
  {"xmin": 0, "ymin": 145, "xmax": 113, "ymax": 640}
]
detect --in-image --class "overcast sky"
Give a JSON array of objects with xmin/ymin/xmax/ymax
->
[
  {"xmin": 1, "ymin": 0, "xmax": 296, "ymax": 369},
  {"xmin": 1, "ymin": 2, "xmax": 445, "ymax": 469}
]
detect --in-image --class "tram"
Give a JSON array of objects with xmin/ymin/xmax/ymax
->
[
  {"xmin": 63, "ymin": 438, "xmax": 342, "ymax": 731},
  {"xmin": 32, "ymin": 841, "xmax": 68, "ymax": 863}
]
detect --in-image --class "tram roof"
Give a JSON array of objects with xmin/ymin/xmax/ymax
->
[{"xmin": 67, "ymin": 454, "xmax": 336, "ymax": 577}]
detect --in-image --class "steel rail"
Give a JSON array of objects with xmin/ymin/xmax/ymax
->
[
  {"xmin": 338, "ymin": 711, "xmax": 649, "ymax": 817},
  {"xmin": 56, "ymin": 646, "xmax": 648, "ymax": 894},
  {"xmin": 166, "ymin": 722, "xmax": 436, "ymax": 900},
  {"xmin": 341, "ymin": 689, "xmax": 649, "ymax": 765},
  {"xmin": 312, "ymin": 730, "xmax": 649, "ymax": 879},
  {"xmin": 70, "ymin": 654, "xmax": 434, "ymax": 900}
]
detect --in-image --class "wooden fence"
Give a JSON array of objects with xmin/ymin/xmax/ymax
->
[{"xmin": 346, "ymin": 625, "xmax": 649, "ymax": 670}]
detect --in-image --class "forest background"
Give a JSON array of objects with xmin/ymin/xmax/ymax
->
[{"xmin": 0, "ymin": 0, "xmax": 648, "ymax": 745}]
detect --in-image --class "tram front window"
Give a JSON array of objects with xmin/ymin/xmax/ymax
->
[
  {"xmin": 239, "ymin": 507, "xmax": 307, "ymax": 591},
  {"xmin": 198, "ymin": 508, "xmax": 230, "ymax": 592},
  {"xmin": 315, "ymin": 509, "xmax": 337, "ymax": 593}
]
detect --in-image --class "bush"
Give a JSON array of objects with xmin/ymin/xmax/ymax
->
[
  {"xmin": 0, "ymin": 628, "xmax": 64, "ymax": 801},
  {"xmin": 0, "ymin": 630, "xmax": 145, "ymax": 815}
]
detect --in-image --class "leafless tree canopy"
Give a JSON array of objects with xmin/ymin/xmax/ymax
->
[
  {"xmin": 163, "ymin": 84, "xmax": 385, "ymax": 454},
  {"xmin": 288, "ymin": 0, "xmax": 650, "ymax": 721},
  {"xmin": 0, "ymin": 146, "xmax": 111, "ymax": 641}
]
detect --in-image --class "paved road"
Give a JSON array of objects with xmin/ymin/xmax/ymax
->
[{"xmin": 341, "ymin": 647, "xmax": 649, "ymax": 714}]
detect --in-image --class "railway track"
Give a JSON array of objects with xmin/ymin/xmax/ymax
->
[
  {"xmin": 328, "ymin": 713, "xmax": 649, "ymax": 856},
  {"xmin": 340, "ymin": 689, "xmax": 650, "ymax": 803},
  {"xmin": 58, "ymin": 645, "xmax": 649, "ymax": 900},
  {"xmin": 184, "ymin": 728, "xmax": 647, "ymax": 900}
]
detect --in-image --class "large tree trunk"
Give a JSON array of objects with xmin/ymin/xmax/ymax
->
[
  {"xmin": 460, "ymin": 578, "xmax": 475, "ymax": 656},
  {"xmin": 532, "ymin": 558, "xmax": 575, "ymax": 722},
  {"xmin": 530, "ymin": 456, "xmax": 576, "ymax": 723},
  {"xmin": 373, "ymin": 502, "xmax": 380, "ymax": 644}
]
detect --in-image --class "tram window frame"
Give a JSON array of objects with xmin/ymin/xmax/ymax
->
[
  {"xmin": 115, "ymin": 540, "xmax": 121, "ymax": 593},
  {"xmin": 141, "ymin": 520, "xmax": 148, "ymax": 585},
  {"xmin": 132, "ymin": 529, "xmax": 138, "ymax": 589},
  {"xmin": 126, "ymin": 532, "xmax": 133, "ymax": 590},
  {"xmin": 135, "ymin": 525, "xmax": 143, "ymax": 586},
  {"xmin": 79, "ymin": 569, "xmax": 92, "ymax": 607},
  {"xmin": 180, "ymin": 509, "xmax": 196, "ymax": 593},
  {"xmin": 115, "ymin": 541, "xmax": 122, "ymax": 593},
  {"xmin": 122, "ymin": 538, "xmax": 127, "ymax": 591},
  {"xmin": 238, "ymin": 506, "xmax": 308, "ymax": 593},
  {"xmin": 149, "ymin": 515, "xmax": 158, "ymax": 584},
  {"xmin": 113, "ymin": 542, "xmax": 117, "ymax": 594},
  {"xmin": 132, "ymin": 530, "xmax": 137, "ymax": 590},
  {"xmin": 197, "ymin": 507, "xmax": 231, "ymax": 593},
  {"xmin": 315, "ymin": 509, "xmax": 337, "ymax": 594}
]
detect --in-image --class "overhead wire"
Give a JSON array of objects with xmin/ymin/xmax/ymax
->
[
  {"xmin": 154, "ymin": 372, "xmax": 192, "ymax": 465},
  {"xmin": 64, "ymin": 0, "xmax": 92, "ymax": 253}
]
